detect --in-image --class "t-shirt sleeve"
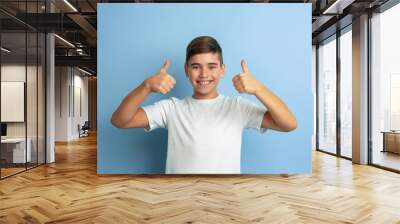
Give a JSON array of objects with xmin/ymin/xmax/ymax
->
[
  {"xmin": 141, "ymin": 98, "xmax": 173, "ymax": 132},
  {"xmin": 237, "ymin": 96, "xmax": 267, "ymax": 133}
]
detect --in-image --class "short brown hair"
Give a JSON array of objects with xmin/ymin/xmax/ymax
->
[{"xmin": 185, "ymin": 36, "xmax": 223, "ymax": 65}]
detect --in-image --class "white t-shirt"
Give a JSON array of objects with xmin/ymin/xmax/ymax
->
[{"xmin": 142, "ymin": 94, "xmax": 267, "ymax": 174}]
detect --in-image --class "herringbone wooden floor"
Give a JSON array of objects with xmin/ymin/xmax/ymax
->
[{"xmin": 1, "ymin": 134, "xmax": 400, "ymax": 224}]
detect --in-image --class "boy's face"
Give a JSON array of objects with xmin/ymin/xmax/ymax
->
[{"xmin": 184, "ymin": 52, "xmax": 225, "ymax": 99}]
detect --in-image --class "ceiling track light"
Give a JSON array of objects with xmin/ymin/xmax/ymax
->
[
  {"xmin": 78, "ymin": 67, "xmax": 93, "ymax": 76},
  {"xmin": 322, "ymin": 0, "xmax": 355, "ymax": 15},
  {"xmin": 63, "ymin": 0, "xmax": 78, "ymax": 12},
  {"xmin": 1, "ymin": 47, "xmax": 11, "ymax": 53},
  {"xmin": 54, "ymin": 34, "xmax": 75, "ymax": 48}
]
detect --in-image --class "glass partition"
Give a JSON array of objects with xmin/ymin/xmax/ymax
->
[
  {"xmin": 1, "ymin": 31, "xmax": 28, "ymax": 177},
  {"xmin": 0, "ymin": 1, "xmax": 46, "ymax": 179},
  {"xmin": 27, "ymin": 31, "xmax": 38, "ymax": 170}
]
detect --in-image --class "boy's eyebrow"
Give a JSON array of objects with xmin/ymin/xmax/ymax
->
[
  {"xmin": 207, "ymin": 63, "xmax": 219, "ymax": 66},
  {"xmin": 190, "ymin": 62, "xmax": 219, "ymax": 66}
]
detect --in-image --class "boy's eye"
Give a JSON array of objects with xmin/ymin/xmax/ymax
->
[
  {"xmin": 192, "ymin": 66, "xmax": 199, "ymax": 69},
  {"xmin": 209, "ymin": 66, "xmax": 217, "ymax": 70}
]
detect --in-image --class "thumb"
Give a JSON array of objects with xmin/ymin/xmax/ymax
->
[
  {"xmin": 160, "ymin": 59, "xmax": 170, "ymax": 73},
  {"xmin": 241, "ymin": 59, "xmax": 249, "ymax": 73}
]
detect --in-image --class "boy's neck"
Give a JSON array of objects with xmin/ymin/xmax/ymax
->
[{"xmin": 192, "ymin": 91, "xmax": 219, "ymax": 100}]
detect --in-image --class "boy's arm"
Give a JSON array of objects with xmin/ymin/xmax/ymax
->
[
  {"xmin": 111, "ymin": 60, "xmax": 176, "ymax": 129},
  {"xmin": 254, "ymin": 85, "xmax": 297, "ymax": 132},
  {"xmin": 232, "ymin": 60, "xmax": 297, "ymax": 132},
  {"xmin": 111, "ymin": 83, "xmax": 151, "ymax": 129}
]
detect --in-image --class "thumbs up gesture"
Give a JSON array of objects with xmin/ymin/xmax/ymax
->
[
  {"xmin": 232, "ymin": 59, "xmax": 262, "ymax": 95},
  {"xmin": 143, "ymin": 60, "xmax": 177, "ymax": 95}
]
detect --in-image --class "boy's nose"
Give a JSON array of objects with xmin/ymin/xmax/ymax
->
[{"xmin": 199, "ymin": 69, "xmax": 209, "ymax": 77}]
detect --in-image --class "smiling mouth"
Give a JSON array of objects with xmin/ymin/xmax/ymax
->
[{"xmin": 196, "ymin": 80, "xmax": 213, "ymax": 87}]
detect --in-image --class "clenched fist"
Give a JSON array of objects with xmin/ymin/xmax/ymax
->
[
  {"xmin": 143, "ymin": 60, "xmax": 177, "ymax": 95},
  {"xmin": 232, "ymin": 59, "xmax": 262, "ymax": 95}
]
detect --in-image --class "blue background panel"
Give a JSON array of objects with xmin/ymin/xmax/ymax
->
[{"xmin": 98, "ymin": 3, "xmax": 312, "ymax": 174}]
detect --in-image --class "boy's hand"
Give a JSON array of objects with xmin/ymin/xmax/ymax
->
[
  {"xmin": 232, "ymin": 59, "xmax": 262, "ymax": 95},
  {"xmin": 143, "ymin": 60, "xmax": 176, "ymax": 95}
]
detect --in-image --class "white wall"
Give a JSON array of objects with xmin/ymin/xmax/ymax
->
[
  {"xmin": 70, "ymin": 71, "xmax": 89, "ymax": 138},
  {"xmin": 55, "ymin": 66, "xmax": 69, "ymax": 141},
  {"xmin": 55, "ymin": 67, "xmax": 89, "ymax": 141},
  {"xmin": 1, "ymin": 65, "xmax": 26, "ymax": 130},
  {"xmin": 1, "ymin": 65, "xmax": 42, "ymax": 137}
]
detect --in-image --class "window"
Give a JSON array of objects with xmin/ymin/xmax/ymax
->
[
  {"xmin": 340, "ymin": 28, "xmax": 352, "ymax": 158},
  {"xmin": 318, "ymin": 36, "xmax": 337, "ymax": 155},
  {"xmin": 371, "ymin": 2, "xmax": 400, "ymax": 171}
]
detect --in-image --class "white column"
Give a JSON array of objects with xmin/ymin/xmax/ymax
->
[
  {"xmin": 46, "ymin": 1, "xmax": 55, "ymax": 163},
  {"xmin": 46, "ymin": 33, "xmax": 55, "ymax": 163}
]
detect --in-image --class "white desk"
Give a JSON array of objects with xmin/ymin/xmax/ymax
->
[{"xmin": 1, "ymin": 138, "xmax": 31, "ymax": 163}]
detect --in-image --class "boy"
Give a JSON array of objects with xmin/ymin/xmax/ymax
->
[{"xmin": 111, "ymin": 36, "xmax": 297, "ymax": 174}]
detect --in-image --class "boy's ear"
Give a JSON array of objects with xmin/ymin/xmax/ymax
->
[
  {"xmin": 184, "ymin": 63, "xmax": 189, "ymax": 77},
  {"xmin": 220, "ymin": 64, "xmax": 225, "ymax": 78}
]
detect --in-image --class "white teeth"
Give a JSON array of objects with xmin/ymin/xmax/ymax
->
[{"xmin": 198, "ymin": 81, "xmax": 211, "ymax": 85}]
